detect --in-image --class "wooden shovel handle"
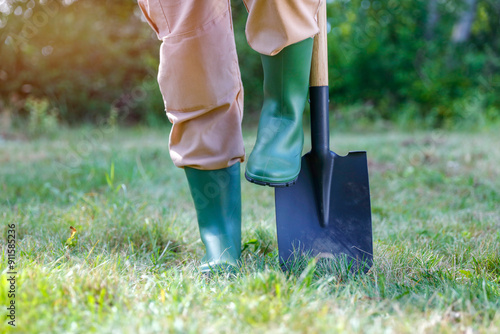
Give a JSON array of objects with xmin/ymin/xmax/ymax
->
[{"xmin": 310, "ymin": 1, "xmax": 328, "ymax": 87}]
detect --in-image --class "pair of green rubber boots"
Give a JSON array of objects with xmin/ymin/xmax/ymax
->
[{"xmin": 185, "ymin": 38, "xmax": 314, "ymax": 273}]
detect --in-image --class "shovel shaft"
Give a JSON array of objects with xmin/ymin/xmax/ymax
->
[
  {"xmin": 310, "ymin": 86, "xmax": 330, "ymax": 154},
  {"xmin": 310, "ymin": 2, "xmax": 330, "ymax": 155},
  {"xmin": 310, "ymin": 1, "xmax": 328, "ymax": 87}
]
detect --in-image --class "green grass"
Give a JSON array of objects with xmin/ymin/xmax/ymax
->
[{"xmin": 1, "ymin": 124, "xmax": 499, "ymax": 333}]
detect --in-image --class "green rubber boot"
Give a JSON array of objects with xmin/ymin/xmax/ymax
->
[
  {"xmin": 245, "ymin": 38, "xmax": 314, "ymax": 187},
  {"xmin": 184, "ymin": 163, "xmax": 241, "ymax": 273}
]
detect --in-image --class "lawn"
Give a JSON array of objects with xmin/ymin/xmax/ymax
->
[{"xmin": 1, "ymin": 124, "xmax": 499, "ymax": 333}]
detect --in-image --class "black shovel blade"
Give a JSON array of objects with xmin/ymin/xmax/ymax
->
[{"xmin": 275, "ymin": 150, "xmax": 373, "ymax": 273}]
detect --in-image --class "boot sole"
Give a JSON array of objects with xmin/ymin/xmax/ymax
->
[{"xmin": 245, "ymin": 172, "xmax": 298, "ymax": 188}]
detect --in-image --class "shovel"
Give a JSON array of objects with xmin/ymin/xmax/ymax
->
[{"xmin": 275, "ymin": 2, "xmax": 373, "ymax": 273}]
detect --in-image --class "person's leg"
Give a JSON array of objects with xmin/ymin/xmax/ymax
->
[
  {"xmin": 243, "ymin": 0, "xmax": 322, "ymax": 186},
  {"xmin": 137, "ymin": 0, "xmax": 244, "ymax": 272}
]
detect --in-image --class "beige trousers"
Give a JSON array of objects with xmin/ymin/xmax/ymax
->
[{"xmin": 138, "ymin": 0, "xmax": 322, "ymax": 170}]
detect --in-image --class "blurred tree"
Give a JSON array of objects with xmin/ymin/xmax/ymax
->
[
  {"xmin": 452, "ymin": 0, "xmax": 477, "ymax": 43},
  {"xmin": 425, "ymin": 0, "xmax": 439, "ymax": 40},
  {"xmin": 326, "ymin": 0, "xmax": 499, "ymax": 126},
  {"xmin": 1, "ymin": 0, "xmax": 163, "ymax": 123}
]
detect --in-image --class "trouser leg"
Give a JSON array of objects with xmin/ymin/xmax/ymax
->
[
  {"xmin": 138, "ymin": 0, "xmax": 245, "ymax": 170},
  {"xmin": 243, "ymin": 0, "xmax": 323, "ymax": 56}
]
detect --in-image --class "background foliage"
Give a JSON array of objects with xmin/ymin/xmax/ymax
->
[{"xmin": 0, "ymin": 0, "xmax": 499, "ymax": 127}]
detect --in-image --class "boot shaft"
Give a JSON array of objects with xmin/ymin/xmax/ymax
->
[
  {"xmin": 260, "ymin": 38, "xmax": 314, "ymax": 117},
  {"xmin": 184, "ymin": 163, "xmax": 242, "ymax": 268}
]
